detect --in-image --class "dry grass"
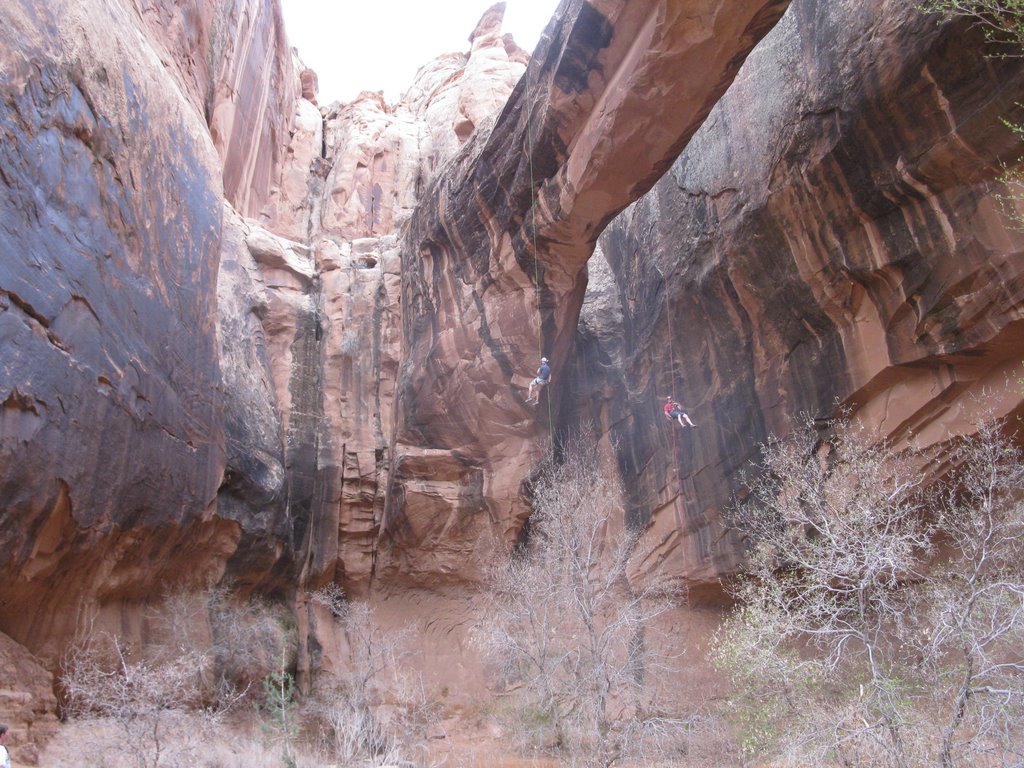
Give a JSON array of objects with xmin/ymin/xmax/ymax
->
[
  {"xmin": 36, "ymin": 704, "xmax": 744, "ymax": 768},
  {"xmin": 37, "ymin": 711, "xmax": 293, "ymax": 768}
]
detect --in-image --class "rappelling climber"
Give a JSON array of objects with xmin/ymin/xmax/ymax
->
[
  {"xmin": 525, "ymin": 357, "xmax": 551, "ymax": 404},
  {"xmin": 664, "ymin": 396, "xmax": 696, "ymax": 428}
]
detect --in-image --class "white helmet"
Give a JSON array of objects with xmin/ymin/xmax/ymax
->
[{"xmin": 541, "ymin": 357, "xmax": 548, "ymax": 363}]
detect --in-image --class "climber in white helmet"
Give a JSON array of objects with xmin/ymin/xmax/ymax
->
[{"xmin": 525, "ymin": 356, "xmax": 551, "ymax": 404}]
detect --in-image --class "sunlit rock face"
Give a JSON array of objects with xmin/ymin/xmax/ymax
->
[
  {"xmin": 246, "ymin": 3, "xmax": 537, "ymax": 598},
  {"xmin": 311, "ymin": 7, "xmax": 530, "ymax": 244},
  {"xmin": 259, "ymin": 96, "xmax": 324, "ymax": 242},
  {"xmin": 202, "ymin": 0, "xmax": 298, "ymax": 217},
  {"xmin": 260, "ymin": 2, "xmax": 534, "ymax": 245},
  {"xmin": 583, "ymin": 0, "xmax": 1024, "ymax": 595},
  {"xmin": 124, "ymin": 0, "xmax": 298, "ymax": 217},
  {"xmin": 0, "ymin": 631, "xmax": 58, "ymax": 766},
  {"xmin": 318, "ymin": 93, "xmax": 425, "ymax": 240},
  {"xmin": 385, "ymin": 0, "xmax": 791, "ymax": 588}
]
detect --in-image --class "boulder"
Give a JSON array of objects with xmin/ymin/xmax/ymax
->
[{"xmin": 0, "ymin": 631, "xmax": 58, "ymax": 765}]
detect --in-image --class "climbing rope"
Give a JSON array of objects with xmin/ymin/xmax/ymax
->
[
  {"xmin": 660, "ymin": 267, "xmax": 683, "ymax": 474},
  {"xmin": 654, "ymin": 266, "xmax": 678, "ymax": 397},
  {"xmin": 524, "ymin": 70, "xmax": 555, "ymax": 440},
  {"xmin": 665, "ymin": 276, "xmax": 677, "ymax": 404}
]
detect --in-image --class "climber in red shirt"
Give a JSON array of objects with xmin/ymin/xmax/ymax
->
[{"xmin": 664, "ymin": 396, "xmax": 696, "ymax": 428}]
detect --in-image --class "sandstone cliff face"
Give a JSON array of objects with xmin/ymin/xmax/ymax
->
[
  {"xmin": 586, "ymin": 0, "xmax": 1024, "ymax": 593},
  {"xmin": 125, "ymin": 0, "xmax": 298, "ymax": 217},
  {"xmin": 0, "ymin": 632, "xmax": 58, "ymax": 765},
  {"xmin": 207, "ymin": 0, "xmax": 297, "ymax": 217},
  {"xmin": 0, "ymin": 0, "xmax": 551, "ymax": 741},
  {"xmin": 0, "ymin": 0, "xmax": 232, "ymax": 654},
  {"xmin": 0, "ymin": 0, "xmax": 302, "ymax": 673},
  {"xmin": 258, "ymin": 96, "xmax": 324, "ymax": 242},
  {"xmin": 311, "ymin": 9, "xmax": 530, "ymax": 245},
  {"xmin": 314, "ymin": 235, "xmax": 402, "ymax": 594},
  {"xmin": 318, "ymin": 94, "xmax": 424, "ymax": 240},
  {"xmin": 209, "ymin": 0, "xmax": 791, "ymax": 624},
  {"xmin": 214, "ymin": 210, "xmax": 298, "ymax": 589},
  {"xmin": 238, "ymin": 4, "xmax": 543, "ymax": 601}
]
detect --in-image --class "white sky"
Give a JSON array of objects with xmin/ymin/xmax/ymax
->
[{"xmin": 280, "ymin": 1, "xmax": 560, "ymax": 104}]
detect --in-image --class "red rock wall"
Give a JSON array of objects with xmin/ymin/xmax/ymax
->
[
  {"xmin": 314, "ymin": 235, "xmax": 403, "ymax": 595},
  {"xmin": 0, "ymin": 0, "xmax": 229, "ymax": 652},
  {"xmin": 0, "ymin": 0, "xmax": 298, "ymax": 657},
  {"xmin": 10, "ymin": 0, "xmax": 1021, "ymax": 727},
  {"xmin": 584, "ymin": 0, "xmax": 1024, "ymax": 594},
  {"xmin": 206, "ymin": 0, "xmax": 298, "ymax": 217},
  {"xmin": 244, "ymin": 5, "xmax": 544, "ymax": 602},
  {"xmin": 0, "ymin": 631, "xmax": 58, "ymax": 765},
  {"xmin": 125, "ymin": 0, "xmax": 298, "ymax": 217}
]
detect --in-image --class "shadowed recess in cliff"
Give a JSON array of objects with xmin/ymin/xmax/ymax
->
[{"xmin": 285, "ymin": 307, "xmax": 325, "ymax": 561}]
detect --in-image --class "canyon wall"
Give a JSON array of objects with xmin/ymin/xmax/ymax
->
[
  {"xmin": 0, "ymin": 0, "xmax": 790, "ymax": 661},
  {"xmin": 225, "ymin": 0, "xmax": 791, "ymax": 607},
  {"xmin": 233, "ymin": 6, "xmax": 537, "ymax": 614},
  {"xmin": 2, "ymin": 0, "xmax": 1024, "ymax": 757},
  {"xmin": 125, "ymin": 0, "xmax": 299, "ymax": 217},
  {"xmin": 583, "ymin": 0, "xmax": 1024, "ymax": 595},
  {"xmin": 0, "ymin": 0, "xmax": 300, "ymax": 753},
  {"xmin": 1, "ymin": 0, "xmax": 235, "ymax": 655}
]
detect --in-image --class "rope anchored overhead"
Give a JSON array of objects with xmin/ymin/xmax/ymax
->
[{"xmin": 525, "ymin": 70, "xmax": 555, "ymax": 439}]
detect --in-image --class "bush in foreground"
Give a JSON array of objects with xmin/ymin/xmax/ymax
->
[
  {"xmin": 477, "ymin": 437, "xmax": 692, "ymax": 767},
  {"xmin": 717, "ymin": 416, "xmax": 1024, "ymax": 767}
]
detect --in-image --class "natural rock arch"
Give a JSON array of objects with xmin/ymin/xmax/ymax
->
[{"xmin": 379, "ymin": 0, "xmax": 791, "ymax": 584}]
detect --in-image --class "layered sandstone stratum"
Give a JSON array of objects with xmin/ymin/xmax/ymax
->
[{"xmin": 1, "ymin": 0, "xmax": 1022, "ymax": 758}]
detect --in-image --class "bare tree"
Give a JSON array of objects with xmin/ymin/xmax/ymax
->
[
  {"xmin": 60, "ymin": 587, "xmax": 295, "ymax": 767},
  {"xmin": 205, "ymin": 588, "xmax": 294, "ymax": 708},
  {"xmin": 717, "ymin": 415, "xmax": 1024, "ymax": 767},
  {"xmin": 919, "ymin": 0, "xmax": 1024, "ymax": 52},
  {"xmin": 151, "ymin": 585, "xmax": 289, "ymax": 709},
  {"xmin": 917, "ymin": 420, "xmax": 1024, "ymax": 767},
  {"xmin": 309, "ymin": 586, "xmax": 434, "ymax": 767},
  {"xmin": 476, "ymin": 437, "xmax": 689, "ymax": 767},
  {"xmin": 62, "ymin": 632, "xmax": 207, "ymax": 768}
]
